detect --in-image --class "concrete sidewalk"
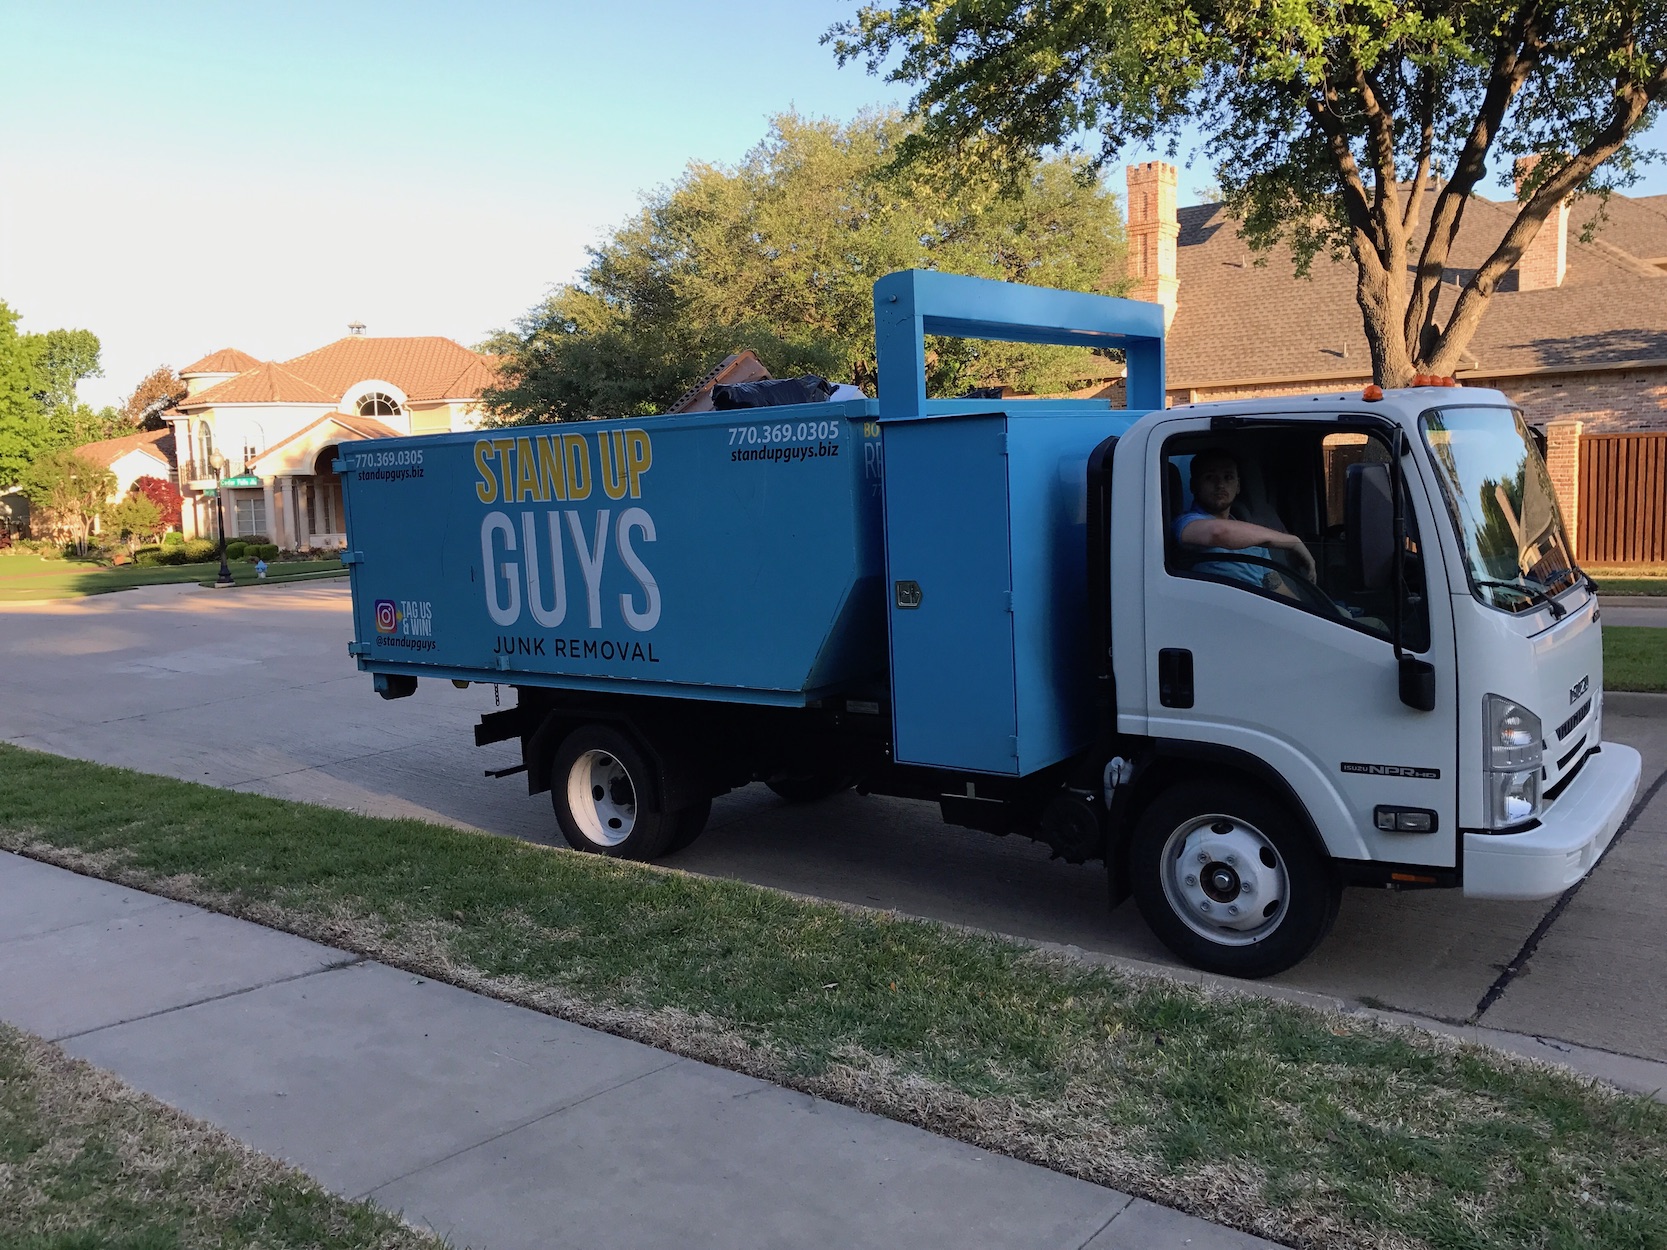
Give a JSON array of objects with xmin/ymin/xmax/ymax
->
[{"xmin": 0, "ymin": 851, "xmax": 1276, "ymax": 1250}]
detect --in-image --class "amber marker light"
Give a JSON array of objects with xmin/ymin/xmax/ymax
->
[{"xmin": 1363, "ymin": 384, "xmax": 1384, "ymax": 401}]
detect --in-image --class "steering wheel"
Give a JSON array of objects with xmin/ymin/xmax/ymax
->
[{"xmin": 1180, "ymin": 552, "xmax": 1348, "ymax": 620}]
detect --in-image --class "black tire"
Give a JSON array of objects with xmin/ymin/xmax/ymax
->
[
  {"xmin": 550, "ymin": 724, "xmax": 673, "ymax": 860},
  {"xmin": 666, "ymin": 798, "xmax": 713, "ymax": 854},
  {"xmin": 1129, "ymin": 779, "xmax": 1340, "ymax": 979},
  {"xmin": 765, "ymin": 772, "xmax": 855, "ymax": 803}
]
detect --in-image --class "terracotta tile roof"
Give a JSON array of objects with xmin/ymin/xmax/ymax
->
[
  {"xmin": 73, "ymin": 428, "xmax": 175, "ymax": 468},
  {"xmin": 180, "ymin": 347, "xmax": 262, "ymax": 375},
  {"xmin": 177, "ymin": 360, "xmax": 336, "ymax": 408},
  {"xmin": 274, "ymin": 336, "xmax": 500, "ymax": 403},
  {"xmin": 1164, "ymin": 187, "xmax": 1667, "ymax": 390},
  {"xmin": 177, "ymin": 337, "xmax": 499, "ymax": 410},
  {"xmin": 248, "ymin": 412, "xmax": 404, "ymax": 472}
]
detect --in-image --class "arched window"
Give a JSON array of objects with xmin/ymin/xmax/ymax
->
[
  {"xmin": 197, "ymin": 422, "xmax": 215, "ymax": 474},
  {"xmin": 357, "ymin": 392, "xmax": 403, "ymax": 419}
]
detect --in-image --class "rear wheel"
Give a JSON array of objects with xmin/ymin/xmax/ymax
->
[
  {"xmin": 1130, "ymin": 779, "xmax": 1339, "ymax": 979},
  {"xmin": 765, "ymin": 772, "xmax": 855, "ymax": 803},
  {"xmin": 551, "ymin": 725, "xmax": 673, "ymax": 860}
]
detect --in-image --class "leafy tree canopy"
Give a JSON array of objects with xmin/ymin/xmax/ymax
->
[
  {"xmin": 23, "ymin": 448, "xmax": 115, "ymax": 556},
  {"xmin": 123, "ymin": 365, "xmax": 188, "ymax": 430},
  {"xmin": 830, "ymin": 1, "xmax": 1667, "ymax": 386},
  {"xmin": 487, "ymin": 111, "xmax": 1128, "ymax": 423},
  {"xmin": 24, "ymin": 327, "xmax": 102, "ymax": 416},
  {"xmin": 0, "ymin": 304, "xmax": 111, "ymax": 484}
]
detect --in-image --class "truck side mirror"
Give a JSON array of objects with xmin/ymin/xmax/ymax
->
[
  {"xmin": 1399, "ymin": 655, "xmax": 1437, "ymax": 711},
  {"xmin": 1346, "ymin": 462, "xmax": 1394, "ymax": 593}
]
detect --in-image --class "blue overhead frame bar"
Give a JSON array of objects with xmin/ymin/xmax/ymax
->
[{"xmin": 872, "ymin": 269, "xmax": 1167, "ymax": 419}]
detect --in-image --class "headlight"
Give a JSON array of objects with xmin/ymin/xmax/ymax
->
[{"xmin": 1483, "ymin": 694, "xmax": 1543, "ymax": 828}]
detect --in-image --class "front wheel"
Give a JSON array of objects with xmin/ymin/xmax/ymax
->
[
  {"xmin": 1130, "ymin": 780, "xmax": 1339, "ymax": 979},
  {"xmin": 551, "ymin": 725, "xmax": 674, "ymax": 860}
]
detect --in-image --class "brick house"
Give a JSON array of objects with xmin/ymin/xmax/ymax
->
[{"xmin": 1126, "ymin": 161, "xmax": 1667, "ymax": 557}]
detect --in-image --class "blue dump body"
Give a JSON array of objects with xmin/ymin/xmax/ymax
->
[{"xmin": 344, "ymin": 270, "xmax": 1165, "ymax": 778}]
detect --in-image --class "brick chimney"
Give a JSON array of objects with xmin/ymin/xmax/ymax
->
[
  {"xmin": 1126, "ymin": 161, "xmax": 1179, "ymax": 327},
  {"xmin": 1512, "ymin": 155, "xmax": 1569, "ymax": 291}
]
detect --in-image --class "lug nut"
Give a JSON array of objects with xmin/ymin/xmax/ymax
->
[
  {"xmin": 1228, "ymin": 905, "xmax": 1240, "ymax": 916},
  {"xmin": 1198, "ymin": 850, "xmax": 1211, "ymax": 864},
  {"xmin": 1225, "ymin": 853, "xmax": 1238, "ymax": 866},
  {"xmin": 1200, "ymin": 901, "xmax": 1212, "ymax": 912},
  {"xmin": 1185, "ymin": 875, "xmax": 1198, "ymax": 888}
]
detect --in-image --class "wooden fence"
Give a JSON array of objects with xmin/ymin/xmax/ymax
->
[{"xmin": 1578, "ymin": 431, "xmax": 1667, "ymax": 566}]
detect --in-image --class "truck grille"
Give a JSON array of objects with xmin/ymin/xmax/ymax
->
[{"xmin": 1556, "ymin": 700, "xmax": 1591, "ymax": 741}]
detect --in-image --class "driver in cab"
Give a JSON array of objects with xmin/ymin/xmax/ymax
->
[{"xmin": 1176, "ymin": 450, "xmax": 1316, "ymax": 598}]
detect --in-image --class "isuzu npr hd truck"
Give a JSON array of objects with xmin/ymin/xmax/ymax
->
[{"xmin": 340, "ymin": 269, "xmax": 1641, "ymax": 977}]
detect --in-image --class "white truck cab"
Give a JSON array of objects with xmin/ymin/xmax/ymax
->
[{"xmin": 1107, "ymin": 385, "xmax": 1641, "ymax": 974}]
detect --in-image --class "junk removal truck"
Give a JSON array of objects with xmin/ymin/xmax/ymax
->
[{"xmin": 340, "ymin": 270, "xmax": 1641, "ymax": 977}]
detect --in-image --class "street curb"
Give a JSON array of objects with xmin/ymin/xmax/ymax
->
[
  {"xmin": 1608, "ymin": 690, "xmax": 1667, "ymax": 717},
  {"xmin": 1600, "ymin": 595, "xmax": 1667, "ymax": 610},
  {"xmin": 1020, "ymin": 939, "xmax": 1667, "ymax": 1104}
]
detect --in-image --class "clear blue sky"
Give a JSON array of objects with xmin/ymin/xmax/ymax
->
[{"xmin": 1, "ymin": 1, "xmax": 1661, "ymax": 410}]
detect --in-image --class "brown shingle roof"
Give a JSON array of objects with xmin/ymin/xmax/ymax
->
[
  {"xmin": 180, "ymin": 347, "xmax": 262, "ymax": 375},
  {"xmin": 1165, "ymin": 187, "xmax": 1667, "ymax": 389},
  {"xmin": 74, "ymin": 428, "xmax": 175, "ymax": 468}
]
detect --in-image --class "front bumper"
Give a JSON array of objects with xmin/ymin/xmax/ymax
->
[{"xmin": 1463, "ymin": 744, "xmax": 1642, "ymax": 901}]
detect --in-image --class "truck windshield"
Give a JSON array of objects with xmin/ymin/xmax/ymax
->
[{"xmin": 1421, "ymin": 405, "xmax": 1580, "ymax": 612}]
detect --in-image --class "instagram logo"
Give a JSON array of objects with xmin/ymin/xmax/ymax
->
[{"xmin": 374, "ymin": 599, "xmax": 400, "ymax": 634}]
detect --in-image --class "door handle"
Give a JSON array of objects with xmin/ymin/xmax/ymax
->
[{"xmin": 1158, "ymin": 648, "xmax": 1194, "ymax": 708}]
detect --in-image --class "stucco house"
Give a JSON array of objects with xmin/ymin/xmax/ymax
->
[
  {"xmin": 169, "ymin": 335, "xmax": 498, "ymax": 549},
  {"xmin": 1125, "ymin": 161, "xmax": 1667, "ymax": 561}
]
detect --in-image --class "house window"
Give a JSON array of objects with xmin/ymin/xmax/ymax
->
[
  {"xmin": 197, "ymin": 423, "xmax": 215, "ymax": 476},
  {"xmin": 233, "ymin": 495, "xmax": 266, "ymax": 537},
  {"xmin": 357, "ymin": 392, "xmax": 402, "ymax": 419}
]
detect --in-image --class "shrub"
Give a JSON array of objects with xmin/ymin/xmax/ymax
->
[
  {"xmin": 240, "ymin": 533, "xmax": 270, "ymax": 546},
  {"xmin": 225, "ymin": 541, "xmax": 248, "ymax": 560},
  {"xmin": 160, "ymin": 531, "xmax": 185, "ymax": 550},
  {"xmin": 257, "ymin": 543, "xmax": 280, "ymax": 560},
  {"xmin": 134, "ymin": 549, "xmax": 164, "ymax": 567},
  {"xmin": 182, "ymin": 538, "xmax": 219, "ymax": 562},
  {"xmin": 155, "ymin": 548, "xmax": 194, "ymax": 566}
]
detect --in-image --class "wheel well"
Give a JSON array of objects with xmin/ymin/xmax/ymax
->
[
  {"xmin": 1113, "ymin": 745, "xmax": 1331, "ymax": 885},
  {"xmin": 526, "ymin": 707, "xmax": 710, "ymax": 811}
]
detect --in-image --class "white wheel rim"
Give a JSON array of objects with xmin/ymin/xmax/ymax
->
[
  {"xmin": 566, "ymin": 749, "xmax": 636, "ymax": 847},
  {"xmin": 1159, "ymin": 813, "xmax": 1289, "ymax": 947}
]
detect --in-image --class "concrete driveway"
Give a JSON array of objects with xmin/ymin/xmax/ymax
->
[{"xmin": 3, "ymin": 582, "xmax": 1663, "ymax": 1064}]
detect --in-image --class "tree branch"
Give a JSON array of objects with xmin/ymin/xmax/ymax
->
[
  {"xmin": 1406, "ymin": 7, "xmax": 1547, "ymax": 362},
  {"xmin": 1429, "ymin": 66, "xmax": 1667, "ymax": 372}
]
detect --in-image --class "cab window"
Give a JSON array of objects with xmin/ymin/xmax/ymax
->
[{"xmin": 1162, "ymin": 427, "xmax": 1429, "ymax": 651}]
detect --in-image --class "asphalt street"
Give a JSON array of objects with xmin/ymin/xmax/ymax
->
[{"xmin": 2, "ymin": 581, "xmax": 1663, "ymax": 1064}]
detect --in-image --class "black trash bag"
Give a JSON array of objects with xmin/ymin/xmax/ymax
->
[{"xmin": 712, "ymin": 376, "xmax": 835, "ymax": 410}]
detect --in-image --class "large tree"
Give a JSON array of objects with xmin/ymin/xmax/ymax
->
[
  {"xmin": 488, "ymin": 111, "xmax": 1128, "ymax": 422},
  {"xmin": 123, "ymin": 365, "xmax": 188, "ymax": 431},
  {"xmin": 23, "ymin": 448, "xmax": 115, "ymax": 556},
  {"xmin": 831, "ymin": 1, "xmax": 1667, "ymax": 387},
  {"xmin": 0, "ymin": 302, "xmax": 45, "ymax": 486}
]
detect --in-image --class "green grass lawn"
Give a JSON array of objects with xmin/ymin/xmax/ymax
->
[
  {"xmin": 1588, "ymin": 567, "xmax": 1667, "ymax": 597},
  {"xmin": 1, "ymin": 743, "xmax": 1663, "ymax": 1250},
  {"xmin": 0, "ymin": 551, "xmax": 345, "ymax": 602},
  {"xmin": 1605, "ymin": 625, "xmax": 1667, "ymax": 693},
  {"xmin": 0, "ymin": 1023, "xmax": 443, "ymax": 1250}
]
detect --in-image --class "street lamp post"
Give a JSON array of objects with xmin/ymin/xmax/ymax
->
[{"xmin": 209, "ymin": 453, "xmax": 235, "ymax": 587}]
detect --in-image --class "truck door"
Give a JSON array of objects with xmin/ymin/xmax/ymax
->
[{"xmin": 1141, "ymin": 416, "xmax": 1458, "ymax": 870}]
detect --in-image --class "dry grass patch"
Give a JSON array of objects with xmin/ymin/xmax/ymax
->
[{"xmin": 0, "ymin": 1023, "xmax": 445, "ymax": 1250}]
